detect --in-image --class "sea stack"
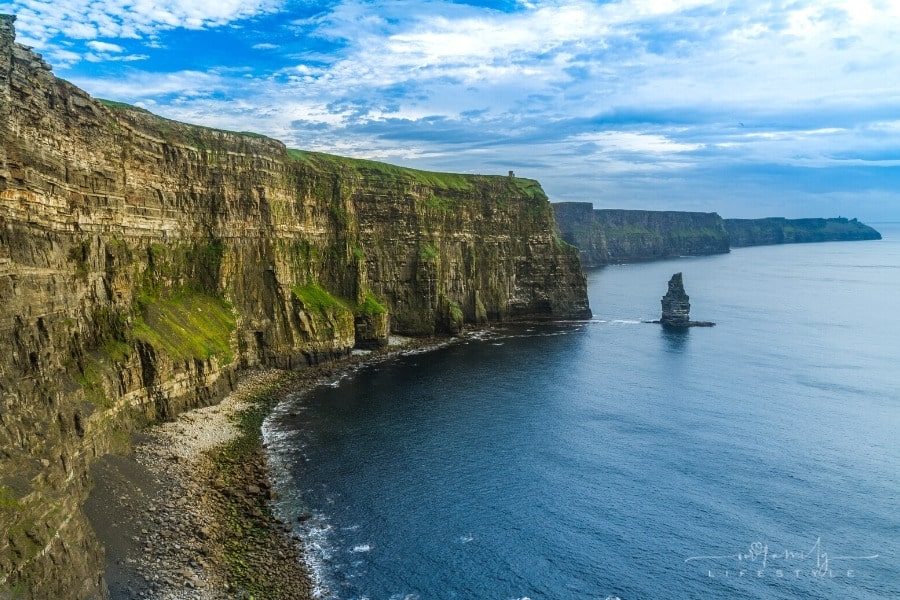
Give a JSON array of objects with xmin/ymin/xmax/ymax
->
[
  {"xmin": 661, "ymin": 272, "xmax": 691, "ymax": 326},
  {"xmin": 659, "ymin": 273, "xmax": 715, "ymax": 327}
]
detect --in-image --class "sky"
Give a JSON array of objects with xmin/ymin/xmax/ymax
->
[{"xmin": 3, "ymin": 1, "xmax": 899, "ymax": 221}]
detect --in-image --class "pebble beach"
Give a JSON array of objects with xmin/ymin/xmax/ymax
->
[
  {"xmin": 88, "ymin": 369, "xmax": 313, "ymax": 599},
  {"xmin": 86, "ymin": 336, "xmax": 449, "ymax": 599}
]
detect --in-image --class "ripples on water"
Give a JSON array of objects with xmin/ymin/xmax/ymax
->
[{"xmin": 264, "ymin": 227, "xmax": 900, "ymax": 600}]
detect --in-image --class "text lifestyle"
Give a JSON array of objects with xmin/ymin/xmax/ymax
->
[{"xmin": 705, "ymin": 568, "xmax": 856, "ymax": 579}]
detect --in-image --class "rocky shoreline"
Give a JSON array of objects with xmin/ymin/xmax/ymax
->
[{"xmin": 87, "ymin": 337, "xmax": 448, "ymax": 599}]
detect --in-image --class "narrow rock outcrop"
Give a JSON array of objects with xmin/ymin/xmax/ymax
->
[{"xmin": 657, "ymin": 273, "xmax": 714, "ymax": 328}]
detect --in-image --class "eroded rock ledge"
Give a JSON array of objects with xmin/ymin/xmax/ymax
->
[{"xmin": 0, "ymin": 14, "xmax": 589, "ymax": 597}]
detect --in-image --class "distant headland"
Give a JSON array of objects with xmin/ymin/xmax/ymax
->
[{"xmin": 552, "ymin": 203, "xmax": 882, "ymax": 267}]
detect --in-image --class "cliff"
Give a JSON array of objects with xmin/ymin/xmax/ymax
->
[
  {"xmin": 553, "ymin": 203, "xmax": 730, "ymax": 267},
  {"xmin": 724, "ymin": 217, "xmax": 882, "ymax": 246},
  {"xmin": 0, "ymin": 15, "xmax": 589, "ymax": 598},
  {"xmin": 553, "ymin": 203, "xmax": 882, "ymax": 266}
]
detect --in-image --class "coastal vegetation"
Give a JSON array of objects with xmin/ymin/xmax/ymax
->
[
  {"xmin": 357, "ymin": 292, "xmax": 388, "ymax": 317},
  {"xmin": 133, "ymin": 294, "xmax": 236, "ymax": 365},
  {"xmin": 290, "ymin": 282, "xmax": 352, "ymax": 320},
  {"xmin": 287, "ymin": 149, "xmax": 478, "ymax": 192}
]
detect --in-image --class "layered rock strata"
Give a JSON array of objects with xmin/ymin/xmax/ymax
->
[{"xmin": 0, "ymin": 15, "xmax": 589, "ymax": 598}]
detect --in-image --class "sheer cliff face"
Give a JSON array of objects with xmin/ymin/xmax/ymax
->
[
  {"xmin": 0, "ymin": 16, "xmax": 589, "ymax": 597},
  {"xmin": 553, "ymin": 203, "xmax": 730, "ymax": 267}
]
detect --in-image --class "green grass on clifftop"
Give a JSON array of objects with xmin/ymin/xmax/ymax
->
[
  {"xmin": 288, "ymin": 149, "xmax": 478, "ymax": 191},
  {"xmin": 287, "ymin": 149, "xmax": 548, "ymax": 199}
]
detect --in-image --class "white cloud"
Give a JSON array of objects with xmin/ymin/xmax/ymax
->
[
  {"xmin": 71, "ymin": 70, "xmax": 229, "ymax": 99},
  {"xmin": 6, "ymin": 0, "xmax": 284, "ymax": 46},
  {"xmin": 87, "ymin": 40, "xmax": 124, "ymax": 53},
  {"xmin": 81, "ymin": 38, "xmax": 147, "ymax": 62},
  {"xmin": 574, "ymin": 131, "xmax": 705, "ymax": 155},
  {"xmin": 279, "ymin": 0, "xmax": 898, "ymax": 128},
  {"xmin": 384, "ymin": 4, "xmax": 611, "ymax": 65},
  {"xmin": 84, "ymin": 52, "xmax": 149, "ymax": 63},
  {"xmin": 741, "ymin": 128, "xmax": 846, "ymax": 141},
  {"xmin": 868, "ymin": 120, "xmax": 900, "ymax": 133},
  {"xmin": 44, "ymin": 47, "xmax": 82, "ymax": 68}
]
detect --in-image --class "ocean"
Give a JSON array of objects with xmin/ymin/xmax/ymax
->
[{"xmin": 263, "ymin": 224, "xmax": 900, "ymax": 600}]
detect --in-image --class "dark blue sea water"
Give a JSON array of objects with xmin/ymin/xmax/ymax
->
[{"xmin": 264, "ymin": 225, "xmax": 900, "ymax": 600}]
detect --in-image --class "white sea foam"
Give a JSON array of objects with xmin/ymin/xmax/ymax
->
[
  {"xmin": 399, "ymin": 348, "xmax": 429, "ymax": 356},
  {"xmin": 299, "ymin": 516, "xmax": 338, "ymax": 599},
  {"xmin": 464, "ymin": 329, "xmax": 502, "ymax": 341}
]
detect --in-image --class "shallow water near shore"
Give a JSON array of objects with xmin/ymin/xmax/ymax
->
[{"xmin": 264, "ymin": 225, "xmax": 900, "ymax": 599}]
